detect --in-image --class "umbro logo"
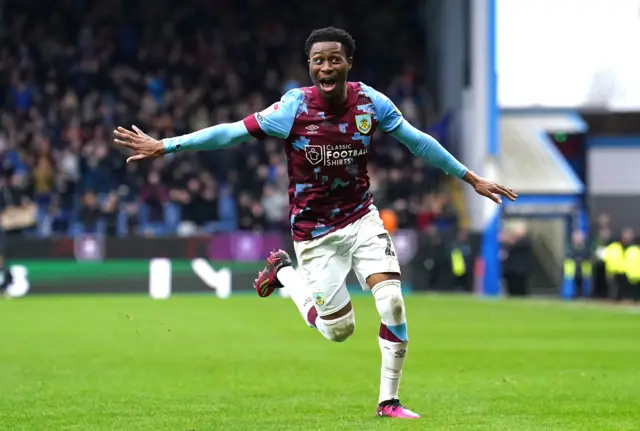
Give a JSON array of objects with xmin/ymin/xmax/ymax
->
[{"xmin": 305, "ymin": 125, "xmax": 320, "ymax": 133}]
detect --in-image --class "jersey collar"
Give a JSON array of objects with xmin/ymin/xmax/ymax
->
[{"xmin": 310, "ymin": 82, "xmax": 357, "ymax": 113}]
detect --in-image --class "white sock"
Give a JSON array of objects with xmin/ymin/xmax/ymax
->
[
  {"xmin": 378, "ymin": 337, "xmax": 408, "ymax": 403},
  {"xmin": 372, "ymin": 280, "xmax": 409, "ymax": 403},
  {"xmin": 277, "ymin": 266, "xmax": 314, "ymax": 323}
]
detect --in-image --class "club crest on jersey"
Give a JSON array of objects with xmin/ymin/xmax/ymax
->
[
  {"xmin": 305, "ymin": 145, "xmax": 323, "ymax": 165},
  {"xmin": 355, "ymin": 114, "xmax": 372, "ymax": 134}
]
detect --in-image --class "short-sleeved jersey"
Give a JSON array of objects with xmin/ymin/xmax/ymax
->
[{"xmin": 243, "ymin": 82, "xmax": 403, "ymax": 242}]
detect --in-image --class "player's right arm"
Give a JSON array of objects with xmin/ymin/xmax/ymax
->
[{"xmin": 112, "ymin": 89, "xmax": 302, "ymax": 163}]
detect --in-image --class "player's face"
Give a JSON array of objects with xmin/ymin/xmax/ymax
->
[{"xmin": 308, "ymin": 42, "xmax": 352, "ymax": 102}]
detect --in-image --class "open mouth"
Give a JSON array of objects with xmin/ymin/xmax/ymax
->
[{"xmin": 318, "ymin": 78, "xmax": 337, "ymax": 93}]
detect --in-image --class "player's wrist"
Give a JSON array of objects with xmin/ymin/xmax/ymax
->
[
  {"xmin": 162, "ymin": 138, "xmax": 177, "ymax": 154},
  {"xmin": 462, "ymin": 170, "xmax": 480, "ymax": 186}
]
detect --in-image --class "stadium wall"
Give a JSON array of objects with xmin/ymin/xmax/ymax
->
[
  {"xmin": 3, "ymin": 233, "xmax": 483, "ymax": 297},
  {"xmin": 588, "ymin": 146, "xmax": 640, "ymax": 196},
  {"xmin": 588, "ymin": 139, "xmax": 640, "ymax": 232}
]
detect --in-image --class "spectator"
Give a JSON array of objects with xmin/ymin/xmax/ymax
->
[
  {"xmin": 261, "ymin": 183, "xmax": 287, "ymax": 231},
  {"xmin": 32, "ymin": 140, "xmax": 54, "ymax": 205},
  {"xmin": 502, "ymin": 224, "xmax": 534, "ymax": 296},
  {"xmin": 101, "ymin": 192, "xmax": 120, "ymax": 236},
  {"xmin": 76, "ymin": 191, "xmax": 104, "ymax": 234},
  {"xmin": 46, "ymin": 173, "xmax": 77, "ymax": 235},
  {"xmin": 139, "ymin": 171, "xmax": 169, "ymax": 234},
  {"xmin": 0, "ymin": 174, "xmax": 36, "ymax": 233},
  {"xmin": 237, "ymin": 192, "xmax": 268, "ymax": 232},
  {"xmin": 198, "ymin": 173, "xmax": 220, "ymax": 226},
  {"xmin": 175, "ymin": 177, "xmax": 203, "ymax": 229}
]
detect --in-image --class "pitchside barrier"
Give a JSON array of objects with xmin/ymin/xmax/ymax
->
[{"xmin": 3, "ymin": 231, "xmax": 480, "ymax": 298}]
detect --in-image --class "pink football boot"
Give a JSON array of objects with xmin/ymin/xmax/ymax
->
[{"xmin": 376, "ymin": 400, "xmax": 421, "ymax": 419}]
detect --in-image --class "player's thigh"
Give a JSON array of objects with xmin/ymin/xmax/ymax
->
[
  {"xmin": 351, "ymin": 211, "xmax": 401, "ymax": 290},
  {"xmin": 294, "ymin": 234, "xmax": 352, "ymax": 317}
]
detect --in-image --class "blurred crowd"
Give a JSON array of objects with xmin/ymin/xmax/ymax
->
[{"xmin": 0, "ymin": 0, "xmax": 458, "ymax": 238}]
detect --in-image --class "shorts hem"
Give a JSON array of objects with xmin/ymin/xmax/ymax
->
[{"xmin": 358, "ymin": 267, "xmax": 401, "ymax": 291}]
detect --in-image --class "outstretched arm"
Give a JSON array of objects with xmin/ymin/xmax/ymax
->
[
  {"xmin": 112, "ymin": 88, "xmax": 304, "ymax": 163},
  {"xmin": 112, "ymin": 122, "xmax": 251, "ymax": 163},
  {"xmin": 163, "ymin": 121, "xmax": 252, "ymax": 153},
  {"xmin": 358, "ymin": 82, "xmax": 518, "ymax": 204},
  {"xmin": 390, "ymin": 119, "xmax": 467, "ymax": 178},
  {"xmin": 391, "ymin": 119, "xmax": 517, "ymax": 204}
]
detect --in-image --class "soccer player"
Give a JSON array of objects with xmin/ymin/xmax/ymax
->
[{"xmin": 113, "ymin": 27, "xmax": 518, "ymax": 419}]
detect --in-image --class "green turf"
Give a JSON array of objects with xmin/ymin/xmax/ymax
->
[{"xmin": 1, "ymin": 294, "xmax": 639, "ymax": 430}]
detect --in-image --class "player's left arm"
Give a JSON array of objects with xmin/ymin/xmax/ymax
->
[{"xmin": 362, "ymin": 83, "xmax": 517, "ymax": 204}]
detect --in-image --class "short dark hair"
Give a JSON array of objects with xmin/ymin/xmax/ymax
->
[{"xmin": 304, "ymin": 27, "xmax": 356, "ymax": 59}]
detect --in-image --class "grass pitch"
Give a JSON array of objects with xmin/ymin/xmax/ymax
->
[{"xmin": 0, "ymin": 294, "xmax": 639, "ymax": 430}]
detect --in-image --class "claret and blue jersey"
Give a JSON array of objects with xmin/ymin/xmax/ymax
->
[
  {"xmin": 243, "ymin": 82, "xmax": 405, "ymax": 241},
  {"xmin": 163, "ymin": 81, "xmax": 468, "ymax": 243}
]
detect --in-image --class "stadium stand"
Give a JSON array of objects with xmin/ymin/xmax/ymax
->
[{"xmin": 0, "ymin": 0, "xmax": 459, "ymax": 237}]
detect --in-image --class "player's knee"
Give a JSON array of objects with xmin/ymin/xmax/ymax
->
[
  {"xmin": 372, "ymin": 279, "xmax": 407, "ymax": 335},
  {"xmin": 333, "ymin": 316, "xmax": 356, "ymax": 342},
  {"xmin": 372, "ymin": 279, "xmax": 405, "ymax": 319},
  {"xmin": 320, "ymin": 310, "xmax": 356, "ymax": 342}
]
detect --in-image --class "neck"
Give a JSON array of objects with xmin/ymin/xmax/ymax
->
[{"xmin": 321, "ymin": 85, "xmax": 348, "ymax": 107}]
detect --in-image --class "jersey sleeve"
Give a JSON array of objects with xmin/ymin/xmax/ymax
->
[
  {"xmin": 242, "ymin": 88, "xmax": 303, "ymax": 139},
  {"xmin": 359, "ymin": 82, "xmax": 403, "ymax": 133}
]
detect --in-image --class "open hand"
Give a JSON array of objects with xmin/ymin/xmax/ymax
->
[
  {"xmin": 113, "ymin": 125, "xmax": 164, "ymax": 163},
  {"xmin": 463, "ymin": 171, "xmax": 518, "ymax": 204}
]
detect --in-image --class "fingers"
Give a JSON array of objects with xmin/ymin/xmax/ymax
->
[
  {"xmin": 113, "ymin": 138, "xmax": 135, "ymax": 149},
  {"xmin": 476, "ymin": 188, "xmax": 502, "ymax": 204},
  {"xmin": 114, "ymin": 126, "xmax": 145, "ymax": 162},
  {"xmin": 475, "ymin": 180, "xmax": 518, "ymax": 205},
  {"xmin": 126, "ymin": 154, "xmax": 147, "ymax": 163},
  {"xmin": 132, "ymin": 125, "xmax": 149, "ymax": 138},
  {"xmin": 494, "ymin": 184, "xmax": 518, "ymax": 201},
  {"xmin": 479, "ymin": 187, "xmax": 503, "ymax": 204},
  {"xmin": 113, "ymin": 131, "xmax": 132, "ymax": 141},
  {"xmin": 113, "ymin": 129, "xmax": 139, "ymax": 148},
  {"xmin": 116, "ymin": 126, "xmax": 138, "ymax": 139},
  {"xmin": 488, "ymin": 192, "xmax": 502, "ymax": 204}
]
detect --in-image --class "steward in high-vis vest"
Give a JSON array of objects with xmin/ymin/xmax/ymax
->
[
  {"xmin": 602, "ymin": 228, "xmax": 636, "ymax": 301},
  {"xmin": 561, "ymin": 231, "xmax": 591, "ymax": 300},
  {"xmin": 590, "ymin": 228, "xmax": 612, "ymax": 299},
  {"xmin": 622, "ymin": 242, "xmax": 640, "ymax": 302},
  {"xmin": 450, "ymin": 230, "xmax": 472, "ymax": 292}
]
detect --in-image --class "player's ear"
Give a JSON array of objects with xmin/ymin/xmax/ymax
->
[{"xmin": 347, "ymin": 57, "xmax": 353, "ymax": 70}]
